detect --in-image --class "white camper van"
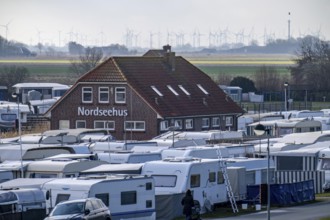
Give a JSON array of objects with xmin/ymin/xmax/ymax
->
[
  {"xmin": 42, "ymin": 175, "xmax": 156, "ymax": 220},
  {"xmin": 141, "ymin": 157, "xmax": 228, "ymax": 215}
]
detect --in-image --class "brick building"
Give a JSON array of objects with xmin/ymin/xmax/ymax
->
[{"xmin": 47, "ymin": 46, "xmax": 244, "ymax": 140}]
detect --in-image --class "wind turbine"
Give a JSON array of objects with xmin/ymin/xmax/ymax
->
[{"xmin": 0, "ymin": 19, "xmax": 13, "ymax": 41}]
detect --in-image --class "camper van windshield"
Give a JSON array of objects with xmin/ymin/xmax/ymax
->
[
  {"xmin": 1, "ymin": 114, "xmax": 16, "ymax": 121},
  {"xmin": 152, "ymin": 175, "xmax": 176, "ymax": 187}
]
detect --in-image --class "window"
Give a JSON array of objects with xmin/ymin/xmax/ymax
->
[
  {"xmin": 95, "ymin": 193, "xmax": 109, "ymax": 206},
  {"xmin": 217, "ymin": 171, "xmax": 224, "ymax": 184},
  {"xmin": 202, "ymin": 118, "xmax": 210, "ymax": 128},
  {"xmin": 178, "ymin": 85, "xmax": 190, "ymax": 95},
  {"xmin": 99, "ymin": 87, "xmax": 109, "ymax": 103},
  {"xmin": 146, "ymin": 200, "xmax": 153, "ymax": 208},
  {"xmin": 160, "ymin": 121, "xmax": 169, "ymax": 131},
  {"xmin": 185, "ymin": 119, "xmax": 193, "ymax": 129},
  {"xmin": 277, "ymin": 156, "xmax": 303, "ymax": 171},
  {"xmin": 167, "ymin": 85, "xmax": 179, "ymax": 96},
  {"xmin": 151, "ymin": 86, "xmax": 163, "ymax": 96},
  {"xmin": 82, "ymin": 87, "xmax": 92, "ymax": 103},
  {"xmin": 209, "ymin": 172, "xmax": 216, "ymax": 182},
  {"xmin": 55, "ymin": 194, "xmax": 70, "ymax": 205},
  {"xmin": 115, "ymin": 87, "xmax": 126, "ymax": 103},
  {"xmin": 175, "ymin": 120, "xmax": 182, "ymax": 129},
  {"xmin": 190, "ymin": 174, "xmax": 200, "ymax": 188},
  {"xmin": 59, "ymin": 120, "xmax": 70, "ymax": 129},
  {"xmin": 197, "ymin": 84, "xmax": 209, "ymax": 95},
  {"xmin": 125, "ymin": 121, "xmax": 145, "ymax": 131},
  {"xmin": 212, "ymin": 117, "xmax": 220, "ymax": 128},
  {"xmin": 121, "ymin": 191, "xmax": 137, "ymax": 205},
  {"xmin": 152, "ymin": 175, "xmax": 177, "ymax": 187},
  {"xmin": 1, "ymin": 114, "xmax": 16, "ymax": 121},
  {"xmin": 94, "ymin": 121, "xmax": 115, "ymax": 130},
  {"xmin": 146, "ymin": 182, "xmax": 153, "ymax": 190},
  {"xmin": 76, "ymin": 120, "xmax": 86, "ymax": 129},
  {"xmin": 225, "ymin": 116, "xmax": 233, "ymax": 126}
]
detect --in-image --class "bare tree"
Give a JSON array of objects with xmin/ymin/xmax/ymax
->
[
  {"xmin": 253, "ymin": 65, "xmax": 283, "ymax": 92},
  {"xmin": 214, "ymin": 72, "xmax": 232, "ymax": 85},
  {"xmin": 0, "ymin": 65, "xmax": 30, "ymax": 92},
  {"xmin": 70, "ymin": 47, "xmax": 104, "ymax": 76},
  {"xmin": 290, "ymin": 36, "xmax": 330, "ymax": 91}
]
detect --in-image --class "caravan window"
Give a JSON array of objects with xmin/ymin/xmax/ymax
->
[
  {"xmin": 1, "ymin": 114, "xmax": 16, "ymax": 121},
  {"xmin": 209, "ymin": 172, "xmax": 216, "ymax": 182},
  {"xmin": 121, "ymin": 191, "xmax": 137, "ymax": 205},
  {"xmin": 55, "ymin": 194, "xmax": 70, "ymax": 205},
  {"xmin": 217, "ymin": 171, "xmax": 224, "ymax": 184},
  {"xmin": 152, "ymin": 175, "xmax": 176, "ymax": 187},
  {"xmin": 190, "ymin": 174, "xmax": 200, "ymax": 188},
  {"xmin": 30, "ymin": 173, "xmax": 57, "ymax": 178},
  {"xmin": 95, "ymin": 193, "xmax": 109, "ymax": 206}
]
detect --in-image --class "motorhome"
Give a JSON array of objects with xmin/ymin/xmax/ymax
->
[
  {"xmin": 0, "ymin": 101, "xmax": 31, "ymax": 131},
  {"xmin": 318, "ymin": 147, "xmax": 330, "ymax": 191},
  {"xmin": 141, "ymin": 157, "xmax": 228, "ymax": 217},
  {"xmin": 0, "ymin": 188, "xmax": 46, "ymax": 220},
  {"xmin": 25, "ymin": 158, "xmax": 107, "ymax": 178},
  {"xmin": 42, "ymin": 175, "xmax": 156, "ymax": 220}
]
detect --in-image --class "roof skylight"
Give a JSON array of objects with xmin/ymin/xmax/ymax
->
[
  {"xmin": 197, "ymin": 84, "xmax": 209, "ymax": 95},
  {"xmin": 151, "ymin": 86, "xmax": 163, "ymax": 96},
  {"xmin": 167, "ymin": 85, "xmax": 179, "ymax": 96},
  {"xmin": 178, "ymin": 85, "xmax": 190, "ymax": 95}
]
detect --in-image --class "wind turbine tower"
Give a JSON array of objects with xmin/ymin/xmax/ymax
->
[{"xmin": 288, "ymin": 12, "xmax": 291, "ymax": 40}]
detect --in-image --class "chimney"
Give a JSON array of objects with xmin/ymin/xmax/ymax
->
[{"xmin": 163, "ymin": 45, "xmax": 175, "ymax": 72}]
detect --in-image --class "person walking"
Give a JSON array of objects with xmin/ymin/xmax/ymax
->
[{"xmin": 181, "ymin": 189, "xmax": 194, "ymax": 220}]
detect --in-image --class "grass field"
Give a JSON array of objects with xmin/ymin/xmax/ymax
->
[{"xmin": 0, "ymin": 53, "xmax": 295, "ymax": 84}]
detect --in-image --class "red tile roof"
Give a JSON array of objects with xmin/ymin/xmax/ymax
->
[{"xmin": 49, "ymin": 52, "xmax": 244, "ymax": 118}]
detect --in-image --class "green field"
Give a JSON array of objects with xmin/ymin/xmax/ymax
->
[{"xmin": 0, "ymin": 54, "xmax": 295, "ymax": 83}]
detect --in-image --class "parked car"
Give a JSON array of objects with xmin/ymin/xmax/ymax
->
[{"xmin": 44, "ymin": 198, "xmax": 111, "ymax": 220}]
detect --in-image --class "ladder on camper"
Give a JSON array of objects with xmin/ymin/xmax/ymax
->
[{"xmin": 217, "ymin": 148, "xmax": 239, "ymax": 213}]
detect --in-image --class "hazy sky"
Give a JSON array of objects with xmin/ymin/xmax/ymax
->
[{"xmin": 1, "ymin": 0, "xmax": 329, "ymax": 48}]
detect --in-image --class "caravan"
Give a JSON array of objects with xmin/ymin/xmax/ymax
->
[
  {"xmin": 141, "ymin": 157, "xmax": 228, "ymax": 218},
  {"xmin": 42, "ymin": 175, "xmax": 156, "ymax": 220}
]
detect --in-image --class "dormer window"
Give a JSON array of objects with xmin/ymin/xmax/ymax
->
[
  {"xmin": 197, "ymin": 84, "xmax": 209, "ymax": 95},
  {"xmin": 178, "ymin": 85, "xmax": 190, "ymax": 96},
  {"xmin": 151, "ymin": 86, "xmax": 163, "ymax": 96},
  {"xmin": 167, "ymin": 85, "xmax": 179, "ymax": 96}
]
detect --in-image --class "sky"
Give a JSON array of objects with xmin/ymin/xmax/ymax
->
[{"xmin": 0, "ymin": 0, "xmax": 329, "ymax": 48}]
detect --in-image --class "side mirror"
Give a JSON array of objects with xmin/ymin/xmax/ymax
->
[{"xmin": 84, "ymin": 209, "xmax": 90, "ymax": 215}]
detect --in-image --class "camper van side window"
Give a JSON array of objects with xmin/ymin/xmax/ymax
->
[
  {"xmin": 121, "ymin": 191, "xmax": 137, "ymax": 205},
  {"xmin": 146, "ymin": 200, "xmax": 153, "ymax": 208},
  {"xmin": 217, "ymin": 171, "xmax": 224, "ymax": 184},
  {"xmin": 55, "ymin": 194, "xmax": 70, "ymax": 205},
  {"xmin": 209, "ymin": 172, "xmax": 216, "ymax": 182},
  {"xmin": 146, "ymin": 182, "xmax": 153, "ymax": 190},
  {"xmin": 190, "ymin": 174, "xmax": 200, "ymax": 188},
  {"xmin": 95, "ymin": 193, "xmax": 109, "ymax": 206}
]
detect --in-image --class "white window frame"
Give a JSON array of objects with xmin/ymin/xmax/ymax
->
[
  {"xmin": 174, "ymin": 120, "xmax": 182, "ymax": 129},
  {"xmin": 99, "ymin": 87, "xmax": 109, "ymax": 103},
  {"xmin": 160, "ymin": 121, "xmax": 169, "ymax": 131},
  {"xmin": 125, "ymin": 121, "xmax": 145, "ymax": 131},
  {"xmin": 225, "ymin": 116, "xmax": 233, "ymax": 126},
  {"xmin": 115, "ymin": 87, "xmax": 126, "ymax": 103},
  {"xmin": 82, "ymin": 87, "xmax": 93, "ymax": 103},
  {"xmin": 59, "ymin": 120, "xmax": 70, "ymax": 129},
  {"xmin": 212, "ymin": 117, "xmax": 220, "ymax": 128},
  {"xmin": 185, "ymin": 119, "xmax": 193, "ymax": 129},
  {"xmin": 94, "ymin": 120, "xmax": 115, "ymax": 130},
  {"xmin": 76, "ymin": 120, "xmax": 86, "ymax": 128},
  {"xmin": 202, "ymin": 118, "xmax": 210, "ymax": 128}
]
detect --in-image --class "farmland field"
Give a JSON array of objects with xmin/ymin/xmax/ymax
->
[{"xmin": 0, "ymin": 53, "xmax": 295, "ymax": 83}]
